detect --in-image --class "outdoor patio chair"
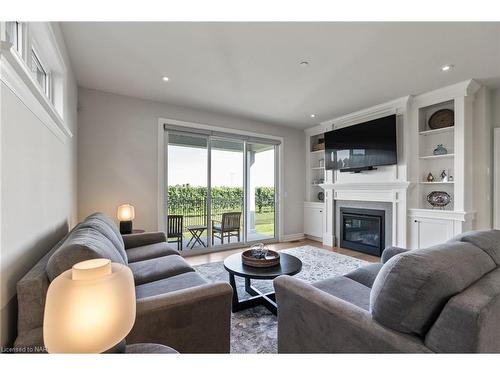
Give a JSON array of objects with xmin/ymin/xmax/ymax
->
[
  {"xmin": 167, "ymin": 215, "xmax": 183, "ymax": 250},
  {"xmin": 212, "ymin": 212, "xmax": 241, "ymax": 245}
]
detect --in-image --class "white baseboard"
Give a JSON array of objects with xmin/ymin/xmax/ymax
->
[
  {"xmin": 304, "ymin": 234, "xmax": 322, "ymax": 242},
  {"xmin": 281, "ymin": 233, "xmax": 305, "ymax": 242}
]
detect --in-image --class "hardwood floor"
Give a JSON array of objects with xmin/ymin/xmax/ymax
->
[{"xmin": 184, "ymin": 238, "xmax": 380, "ymax": 266}]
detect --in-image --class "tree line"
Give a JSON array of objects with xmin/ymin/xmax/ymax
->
[{"xmin": 168, "ymin": 185, "xmax": 275, "ymax": 213}]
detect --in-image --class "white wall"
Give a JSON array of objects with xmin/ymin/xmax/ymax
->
[
  {"xmin": 493, "ymin": 88, "xmax": 500, "ymax": 128},
  {"xmin": 77, "ymin": 88, "xmax": 305, "ymax": 238},
  {"xmin": 0, "ymin": 24, "xmax": 78, "ymax": 347}
]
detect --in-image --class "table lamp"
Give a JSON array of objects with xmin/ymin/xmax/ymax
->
[
  {"xmin": 43, "ymin": 258, "xmax": 136, "ymax": 353},
  {"xmin": 117, "ymin": 204, "xmax": 135, "ymax": 234}
]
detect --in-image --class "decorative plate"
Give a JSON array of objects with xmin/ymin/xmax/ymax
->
[
  {"xmin": 428, "ymin": 109, "xmax": 454, "ymax": 129},
  {"xmin": 427, "ymin": 191, "xmax": 451, "ymax": 208},
  {"xmin": 317, "ymin": 191, "xmax": 325, "ymax": 201}
]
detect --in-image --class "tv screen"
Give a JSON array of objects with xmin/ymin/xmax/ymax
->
[{"xmin": 324, "ymin": 114, "xmax": 397, "ymax": 172}]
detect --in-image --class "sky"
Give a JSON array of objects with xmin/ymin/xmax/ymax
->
[{"xmin": 168, "ymin": 145, "xmax": 274, "ymax": 187}]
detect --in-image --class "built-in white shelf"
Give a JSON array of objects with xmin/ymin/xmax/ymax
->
[
  {"xmin": 310, "ymin": 149, "xmax": 325, "ymax": 155},
  {"xmin": 419, "ymin": 153, "xmax": 455, "ymax": 160},
  {"xmin": 311, "ymin": 166, "xmax": 324, "ymax": 170},
  {"xmin": 419, "ymin": 127, "xmax": 454, "ymax": 136},
  {"xmin": 419, "ymin": 181, "xmax": 455, "ymax": 185}
]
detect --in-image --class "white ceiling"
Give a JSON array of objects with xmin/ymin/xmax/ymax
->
[{"xmin": 61, "ymin": 22, "xmax": 500, "ymax": 128}]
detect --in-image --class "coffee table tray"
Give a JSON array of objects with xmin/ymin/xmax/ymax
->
[{"xmin": 241, "ymin": 249, "xmax": 280, "ymax": 268}]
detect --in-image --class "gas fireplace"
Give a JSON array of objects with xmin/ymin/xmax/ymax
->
[{"xmin": 340, "ymin": 207, "xmax": 385, "ymax": 256}]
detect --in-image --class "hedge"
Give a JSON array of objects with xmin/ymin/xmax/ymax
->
[{"xmin": 168, "ymin": 185, "xmax": 274, "ymax": 213}]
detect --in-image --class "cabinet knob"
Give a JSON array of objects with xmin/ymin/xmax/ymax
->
[
  {"xmin": 414, "ymin": 220, "xmax": 418, "ymax": 223},
  {"xmin": 319, "ymin": 210, "xmax": 323, "ymax": 213}
]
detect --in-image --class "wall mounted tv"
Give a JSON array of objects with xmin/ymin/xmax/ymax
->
[{"xmin": 324, "ymin": 114, "xmax": 397, "ymax": 172}]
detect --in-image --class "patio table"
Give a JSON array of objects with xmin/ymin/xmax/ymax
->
[{"xmin": 186, "ymin": 225, "xmax": 207, "ymax": 249}]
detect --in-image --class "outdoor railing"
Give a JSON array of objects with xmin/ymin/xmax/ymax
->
[
  {"xmin": 167, "ymin": 196, "xmax": 274, "ymax": 231},
  {"xmin": 168, "ymin": 197, "xmax": 242, "ymax": 229}
]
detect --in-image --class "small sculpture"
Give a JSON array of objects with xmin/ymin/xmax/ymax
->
[
  {"xmin": 426, "ymin": 172, "xmax": 435, "ymax": 182},
  {"xmin": 433, "ymin": 144, "xmax": 448, "ymax": 155},
  {"xmin": 439, "ymin": 169, "xmax": 449, "ymax": 182}
]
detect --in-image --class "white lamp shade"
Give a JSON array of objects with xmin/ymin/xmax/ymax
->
[
  {"xmin": 117, "ymin": 204, "xmax": 135, "ymax": 221},
  {"xmin": 43, "ymin": 259, "xmax": 136, "ymax": 353}
]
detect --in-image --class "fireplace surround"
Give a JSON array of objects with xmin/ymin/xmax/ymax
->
[{"xmin": 340, "ymin": 207, "xmax": 385, "ymax": 256}]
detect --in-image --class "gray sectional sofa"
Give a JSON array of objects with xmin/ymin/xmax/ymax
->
[
  {"xmin": 274, "ymin": 229, "xmax": 500, "ymax": 353},
  {"xmin": 14, "ymin": 213, "xmax": 233, "ymax": 353}
]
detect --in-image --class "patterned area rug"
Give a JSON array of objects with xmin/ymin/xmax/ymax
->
[{"xmin": 194, "ymin": 245, "xmax": 368, "ymax": 353}]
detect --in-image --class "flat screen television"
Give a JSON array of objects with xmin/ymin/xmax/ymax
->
[{"xmin": 324, "ymin": 114, "xmax": 397, "ymax": 172}]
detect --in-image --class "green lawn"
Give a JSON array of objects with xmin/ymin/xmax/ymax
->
[{"xmin": 255, "ymin": 211, "xmax": 275, "ymax": 237}]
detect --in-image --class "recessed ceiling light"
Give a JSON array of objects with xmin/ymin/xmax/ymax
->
[
  {"xmin": 162, "ymin": 76, "xmax": 170, "ymax": 82},
  {"xmin": 441, "ymin": 65, "xmax": 454, "ymax": 72},
  {"xmin": 310, "ymin": 114, "xmax": 316, "ymax": 118},
  {"xmin": 300, "ymin": 61, "xmax": 309, "ymax": 67}
]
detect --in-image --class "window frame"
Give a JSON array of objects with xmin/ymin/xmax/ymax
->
[
  {"xmin": 30, "ymin": 46, "xmax": 51, "ymax": 99},
  {"xmin": 5, "ymin": 21, "xmax": 22, "ymax": 54},
  {"xmin": 0, "ymin": 22, "xmax": 72, "ymax": 139}
]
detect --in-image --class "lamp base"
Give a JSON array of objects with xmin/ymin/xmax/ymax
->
[
  {"xmin": 120, "ymin": 221, "xmax": 133, "ymax": 234},
  {"xmin": 103, "ymin": 339, "xmax": 126, "ymax": 354}
]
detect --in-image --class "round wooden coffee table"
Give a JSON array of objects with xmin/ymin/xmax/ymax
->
[{"xmin": 223, "ymin": 252, "xmax": 302, "ymax": 315}]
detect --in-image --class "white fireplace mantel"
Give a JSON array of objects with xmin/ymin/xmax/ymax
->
[
  {"xmin": 319, "ymin": 181, "xmax": 410, "ymax": 191},
  {"xmin": 319, "ymin": 180, "xmax": 410, "ymax": 248}
]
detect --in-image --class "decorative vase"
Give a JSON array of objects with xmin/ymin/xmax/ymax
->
[
  {"xmin": 426, "ymin": 173, "xmax": 434, "ymax": 182},
  {"xmin": 433, "ymin": 144, "xmax": 448, "ymax": 155}
]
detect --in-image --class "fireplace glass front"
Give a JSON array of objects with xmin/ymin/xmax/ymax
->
[{"xmin": 340, "ymin": 207, "xmax": 385, "ymax": 256}]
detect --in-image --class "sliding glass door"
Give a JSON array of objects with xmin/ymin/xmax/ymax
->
[
  {"xmin": 210, "ymin": 138, "xmax": 245, "ymax": 247},
  {"xmin": 167, "ymin": 133, "xmax": 209, "ymax": 250},
  {"xmin": 166, "ymin": 128, "xmax": 279, "ymax": 253},
  {"xmin": 246, "ymin": 142, "xmax": 276, "ymax": 242}
]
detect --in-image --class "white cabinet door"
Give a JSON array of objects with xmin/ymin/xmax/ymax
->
[
  {"xmin": 304, "ymin": 205, "xmax": 324, "ymax": 238},
  {"xmin": 409, "ymin": 216, "xmax": 454, "ymax": 249}
]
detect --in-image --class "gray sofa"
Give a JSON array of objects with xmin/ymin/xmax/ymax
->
[
  {"xmin": 14, "ymin": 213, "xmax": 233, "ymax": 353},
  {"xmin": 274, "ymin": 229, "xmax": 500, "ymax": 353}
]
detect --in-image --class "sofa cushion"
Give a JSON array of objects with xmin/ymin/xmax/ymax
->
[
  {"xmin": 80, "ymin": 213, "xmax": 128, "ymax": 263},
  {"xmin": 46, "ymin": 227, "xmax": 126, "ymax": 281},
  {"xmin": 313, "ymin": 276, "xmax": 371, "ymax": 310},
  {"xmin": 123, "ymin": 232, "xmax": 167, "ymax": 250},
  {"xmin": 370, "ymin": 241, "xmax": 496, "ymax": 336},
  {"xmin": 425, "ymin": 267, "xmax": 500, "ymax": 353},
  {"xmin": 450, "ymin": 230, "xmax": 500, "ymax": 265},
  {"xmin": 381, "ymin": 246, "xmax": 408, "ymax": 264},
  {"xmin": 128, "ymin": 255, "xmax": 194, "ymax": 285},
  {"xmin": 344, "ymin": 263, "xmax": 383, "ymax": 288},
  {"xmin": 135, "ymin": 271, "xmax": 207, "ymax": 299},
  {"xmin": 126, "ymin": 242, "xmax": 179, "ymax": 263}
]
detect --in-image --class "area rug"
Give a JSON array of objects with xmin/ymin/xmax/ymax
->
[{"xmin": 193, "ymin": 245, "xmax": 368, "ymax": 353}]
